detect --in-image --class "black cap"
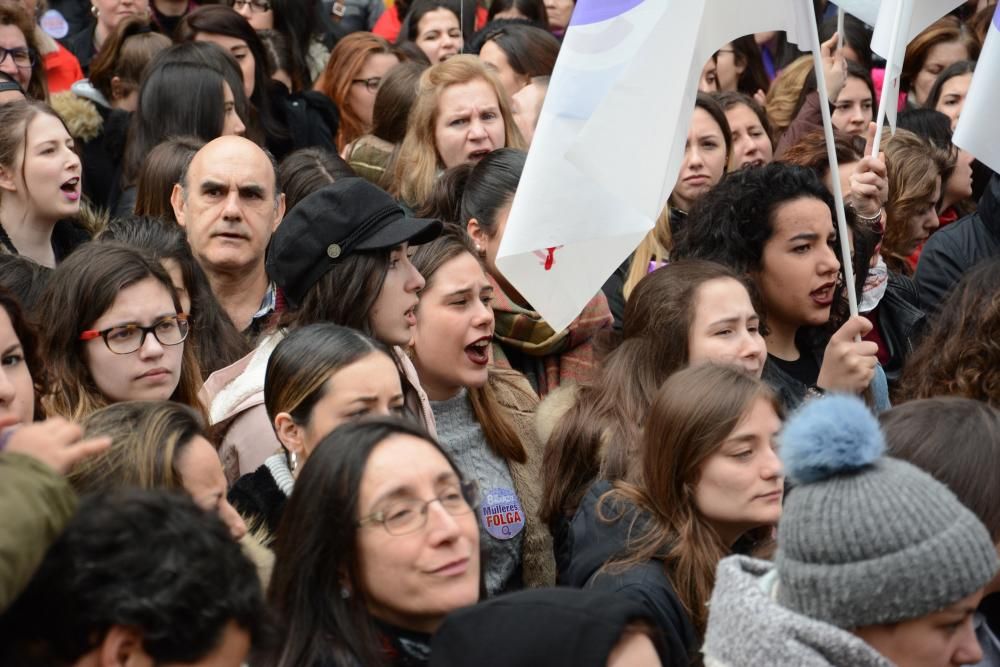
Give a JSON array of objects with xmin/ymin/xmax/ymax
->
[
  {"xmin": 266, "ymin": 178, "xmax": 442, "ymax": 307},
  {"xmin": 429, "ymin": 588, "xmax": 665, "ymax": 666}
]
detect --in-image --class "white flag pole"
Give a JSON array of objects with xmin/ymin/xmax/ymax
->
[
  {"xmin": 837, "ymin": 7, "xmax": 845, "ymax": 53},
  {"xmin": 869, "ymin": 0, "xmax": 906, "ymax": 157},
  {"xmin": 808, "ymin": 0, "xmax": 860, "ymax": 318}
]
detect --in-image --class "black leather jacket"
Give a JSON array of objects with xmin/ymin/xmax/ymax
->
[
  {"xmin": 916, "ymin": 174, "xmax": 1000, "ymax": 316},
  {"xmin": 874, "ymin": 272, "xmax": 926, "ymax": 387}
]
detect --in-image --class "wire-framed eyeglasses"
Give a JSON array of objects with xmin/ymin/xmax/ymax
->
[{"xmin": 357, "ymin": 479, "xmax": 479, "ymax": 536}]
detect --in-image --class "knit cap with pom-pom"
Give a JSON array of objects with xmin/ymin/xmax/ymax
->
[{"xmin": 775, "ymin": 395, "xmax": 998, "ymax": 630}]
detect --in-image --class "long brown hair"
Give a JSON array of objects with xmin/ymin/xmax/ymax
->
[
  {"xmin": 603, "ymin": 364, "xmax": 780, "ymax": 634},
  {"xmin": 37, "ymin": 243, "xmax": 204, "ymax": 422},
  {"xmin": 314, "ymin": 32, "xmax": 396, "ymax": 151},
  {"xmin": 540, "ymin": 260, "xmax": 753, "ymax": 525},
  {"xmin": 409, "ymin": 224, "xmax": 529, "ymax": 463},
  {"xmin": 898, "ymin": 258, "xmax": 1000, "ymax": 407},
  {"xmin": 134, "ymin": 136, "xmax": 205, "ymax": 222},
  {"xmin": 902, "ymin": 16, "xmax": 980, "ymax": 98},
  {"xmin": 881, "ymin": 128, "xmax": 950, "ymax": 269}
]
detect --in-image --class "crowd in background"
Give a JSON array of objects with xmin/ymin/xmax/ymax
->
[{"xmin": 2, "ymin": 0, "xmax": 1000, "ymax": 665}]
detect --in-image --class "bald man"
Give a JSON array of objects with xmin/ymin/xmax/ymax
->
[{"xmin": 171, "ymin": 136, "xmax": 286, "ymax": 336}]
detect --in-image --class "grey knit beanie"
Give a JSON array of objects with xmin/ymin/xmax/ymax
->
[{"xmin": 775, "ymin": 394, "xmax": 998, "ymax": 630}]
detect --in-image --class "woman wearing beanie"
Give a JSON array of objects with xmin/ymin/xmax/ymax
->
[
  {"xmin": 882, "ymin": 398, "xmax": 1000, "ymax": 667},
  {"xmin": 703, "ymin": 394, "xmax": 999, "ymax": 667},
  {"xmin": 583, "ymin": 364, "xmax": 784, "ymax": 665}
]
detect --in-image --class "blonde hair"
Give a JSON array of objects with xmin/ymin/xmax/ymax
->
[
  {"xmin": 390, "ymin": 54, "xmax": 525, "ymax": 207},
  {"xmin": 70, "ymin": 401, "xmax": 206, "ymax": 493},
  {"xmin": 881, "ymin": 128, "xmax": 950, "ymax": 262},
  {"xmin": 623, "ymin": 209, "xmax": 672, "ymax": 301},
  {"xmin": 765, "ymin": 55, "xmax": 813, "ymax": 144},
  {"xmin": 313, "ymin": 32, "xmax": 396, "ymax": 152}
]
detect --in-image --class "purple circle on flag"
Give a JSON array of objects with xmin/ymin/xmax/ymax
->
[
  {"xmin": 571, "ymin": 0, "xmax": 646, "ymax": 26},
  {"xmin": 993, "ymin": 4, "xmax": 1000, "ymax": 32}
]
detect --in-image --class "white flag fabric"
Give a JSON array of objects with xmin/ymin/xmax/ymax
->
[
  {"xmin": 954, "ymin": 5, "xmax": 1000, "ymax": 174},
  {"xmin": 495, "ymin": 0, "xmax": 816, "ymax": 331}
]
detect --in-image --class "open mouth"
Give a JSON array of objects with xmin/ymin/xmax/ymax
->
[
  {"xmin": 60, "ymin": 177, "xmax": 80, "ymax": 201},
  {"xmin": 464, "ymin": 336, "xmax": 491, "ymax": 366},
  {"xmin": 810, "ymin": 282, "xmax": 836, "ymax": 306},
  {"xmin": 468, "ymin": 149, "xmax": 491, "ymax": 162}
]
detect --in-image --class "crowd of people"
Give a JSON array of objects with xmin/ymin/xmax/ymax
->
[{"xmin": 2, "ymin": 0, "xmax": 1000, "ymax": 665}]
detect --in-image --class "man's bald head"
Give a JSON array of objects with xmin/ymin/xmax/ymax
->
[{"xmin": 179, "ymin": 136, "xmax": 280, "ymax": 206}]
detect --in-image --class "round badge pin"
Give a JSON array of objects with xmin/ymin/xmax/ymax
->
[{"xmin": 480, "ymin": 487, "xmax": 525, "ymax": 540}]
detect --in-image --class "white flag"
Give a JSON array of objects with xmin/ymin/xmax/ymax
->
[
  {"xmin": 954, "ymin": 5, "xmax": 1000, "ymax": 174},
  {"xmin": 496, "ymin": 0, "xmax": 817, "ymax": 331}
]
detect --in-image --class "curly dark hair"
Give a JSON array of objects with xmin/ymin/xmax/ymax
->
[
  {"xmin": 0, "ymin": 490, "xmax": 266, "ymax": 664},
  {"xmin": 898, "ymin": 258, "xmax": 1000, "ymax": 406},
  {"xmin": 672, "ymin": 162, "xmax": 861, "ymax": 337},
  {"xmin": 673, "ymin": 162, "xmax": 837, "ymax": 275}
]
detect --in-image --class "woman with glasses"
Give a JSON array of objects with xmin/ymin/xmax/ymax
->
[
  {"xmin": 37, "ymin": 242, "xmax": 204, "ymax": 421},
  {"xmin": 0, "ymin": 3, "xmax": 46, "ymax": 100},
  {"xmin": 229, "ymin": 0, "xmax": 328, "ymax": 89},
  {"xmin": 267, "ymin": 416, "xmax": 481, "ymax": 667},
  {"xmin": 314, "ymin": 31, "xmax": 399, "ymax": 154}
]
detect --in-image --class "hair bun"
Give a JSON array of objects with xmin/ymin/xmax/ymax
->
[{"xmin": 780, "ymin": 394, "xmax": 884, "ymax": 483}]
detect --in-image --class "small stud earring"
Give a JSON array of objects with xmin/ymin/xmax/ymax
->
[{"xmin": 340, "ymin": 586, "xmax": 351, "ymax": 599}]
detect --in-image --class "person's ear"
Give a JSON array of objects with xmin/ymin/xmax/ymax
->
[
  {"xmin": 274, "ymin": 412, "xmax": 305, "ymax": 459},
  {"xmin": 110, "ymin": 76, "xmax": 125, "ymax": 101},
  {"xmin": 171, "ymin": 183, "xmax": 187, "ymax": 228},
  {"xmin": 98, "ymin": 625, "xmax": 150, "ymax": 667},
  {"xmin": 466, "ymin": 218, "xmax": 488, "ymax": 254},
  {"xmin": 734, "ymin": 53, "xmax": 748, "ymax": 77},
  {"xmin": 0, "ymin": 164, "xmax": 17, "ymax": 193},
  {"xmin": 273, "ymin": 191, "xmax": 286, "ymax": 230}
]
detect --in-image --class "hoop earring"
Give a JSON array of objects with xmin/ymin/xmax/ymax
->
[
  {"xmin": 288, "ymin": 451, "xmax": 298, "ymax": 473},
  {"xmin": 90, "ymin": 4, "xmax": 99, "ymax": 17}
]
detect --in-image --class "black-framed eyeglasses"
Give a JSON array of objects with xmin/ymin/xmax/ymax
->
[
  {"xmin": 351, "ymin": 76, "xmax": 382, "ymax": 92},
  {"xmin": 0, "ymin": 47, "xmax": 36, "ymax": 69},
  {"xmin": 358, "ymin": 479, "xmax": 479, "ymax": 536},
  {"xmin": 79, "ymin": 314, "xmax": 191, "ymax": 355},
  {"xmin": 229, "ymin": 0, "xmax": 271, "ymax": 12}
]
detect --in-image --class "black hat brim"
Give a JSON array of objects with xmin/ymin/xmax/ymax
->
[{"xmin": 354, "ymin": 215, "xmax": 443, "ymax": 251}]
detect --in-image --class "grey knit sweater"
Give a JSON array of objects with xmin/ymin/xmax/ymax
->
[
  {"xmin": 432, "ymin": 389, "xmax": 524, "ymax": 597},
  {"xmin": 703, "ymin": 556, "xmax": 894, "ymax": 667}
]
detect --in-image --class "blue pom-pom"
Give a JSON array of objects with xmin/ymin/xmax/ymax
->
[{"xmin": 780, "ymin": 394, "xmax": 884, "ymax": 483}]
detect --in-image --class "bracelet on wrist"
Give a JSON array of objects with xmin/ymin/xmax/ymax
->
[{"xmin": 853, "ymin": 207, "xmax": 883, "ymax": 224}]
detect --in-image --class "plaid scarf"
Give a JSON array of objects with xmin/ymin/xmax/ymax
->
[{"xmin": 489, "ymin": 275, "xmax": 612, "ymax": 396}]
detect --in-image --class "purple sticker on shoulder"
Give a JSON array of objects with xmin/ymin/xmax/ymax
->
[
  {"xmin": 571, "ymin": 0, "xmax": 646, "ymax": 26},
  {"xmin": 480, "ymin": 487, "xmax": 525, "ymax": 541}
]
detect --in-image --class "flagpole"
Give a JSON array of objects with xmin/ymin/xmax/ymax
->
[
  {"xmin": 807, "ymin": 0, "xmax": 859, "ymax": 319},
  {"xmin": 837, "ymin": 8, "xmax": 845, "ymax": 53},
  {"xmin": 870, "ymin": 0, "xmax": 906, "ymax": 157}
]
